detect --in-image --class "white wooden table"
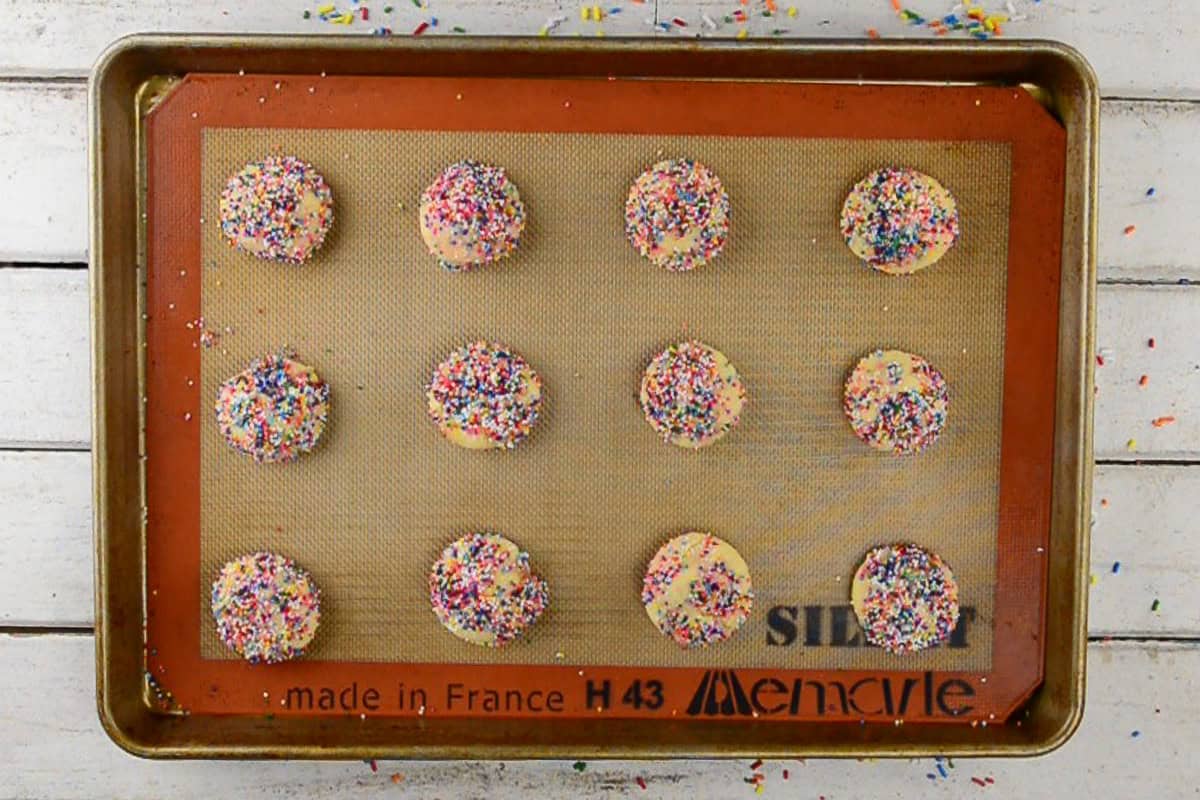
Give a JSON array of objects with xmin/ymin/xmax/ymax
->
[{"xmin": 3, "ymin": 2, "xmax": 1199, "ymax": 796}]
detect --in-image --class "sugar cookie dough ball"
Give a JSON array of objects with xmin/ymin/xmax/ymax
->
[
  {"xmin": 640, "ymin": 339, "xmax": 746, "ymax": 448},
  {"xmin": 419, "ymin": 160, "xmax": 526, "ymax": 271},
  {"xmin": 840, "ymin": 166, "xmax": 959, "ymax": 275},
  {"xmin": 642, "ymin": 532, "xmax": 753, "ymax": 649},
  {"xmin": 210, "ymin": 552, "xmax": 322, "ymax": 664},
  {"xmin": 851, "ymin": 543, "xmax": 960, "ymax": 654},
  {"xmin": 429, "ymin": 532, "xmax": 549, "ymax": 647},
  {"xmin": 219, "ymin": 155, "xmax": 334, "ymax": 265},
  {"xmin": 426, "ymin": 341, "xmax": 543, "ymax": 450},
  {"xmin": 843, "ymin": 349, "xmax": 948, "ymax": 455},
  {"xmin": 625, "ymin": 158, "xmax": 730, "ymax": 272},
  {"xmin": 214, "ymin": 352, "xmax": 330, "ymax": 463}
]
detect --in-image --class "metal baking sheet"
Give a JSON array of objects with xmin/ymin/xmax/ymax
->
[{"xmin": 90, "ymin": 36, "xmax": 1097, "ymax": 759}]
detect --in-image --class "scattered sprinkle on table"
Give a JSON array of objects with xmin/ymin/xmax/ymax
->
[
  {"xmin": 1152, "ymin": 415, "xmax": 1176, "ymax": 428},
  {"xmin": 1124, "ymin": 224, "xmax": 1137, "ymax": 237}
]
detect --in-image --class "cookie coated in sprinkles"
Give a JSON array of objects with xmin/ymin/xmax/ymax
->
[
  {"xmin": 429, "ymin": 532, "xmax": 549, "ymax": 647},
  {"xmin": 640, "ymin": 339, "xmax": 746, "ymax": 448},
  {"xmin": 214, "ymin": 352, "xmax": 330, "ymax": 463},
  {"xmin": 642, "ymin": 532, "xmax": 754, "ymax": 649},
  {"xmin": 851, "ymin": 543, "xmax": 960, "ymax": 655},
  {"xmin": 625, "ymin": 158, "xmax": 731, "ymax": 272},
  {"xmin": 843, "ymin": 349, "xmax": 948, "ymax": 456},
  {"xmin": 210, "ymin": 551, "xmax": 322, "ymax": 664},
  {"xmin": 840, "ymin": 166, "xmax": 959, "ymax": 275},
  {"xmin": 419, "ymin": 160, "xmax": 526, "ymax": 271},
  {"xmin": 426, "ymin": 340, "xmax": 543, "ymax": 450},
  {"xmin": 218, "ymin": 155, "xmax": 334, "ymax": 265}
]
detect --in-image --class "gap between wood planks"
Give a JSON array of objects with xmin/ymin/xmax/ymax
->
[{"xmin": 0, "ymin": 259, "xmax": 1195, "ymax": 288}]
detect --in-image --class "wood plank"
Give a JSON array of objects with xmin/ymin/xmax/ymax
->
[
  {"xmin": 3, "ymin": 456, "xmax": 1198, "ymax": 637},
  {"xmin": 0, "ymin": 82, "xmax": 87, "ymax": 263},
  {"xmin": 1, "ymin": 634, "xmax": 1194, "ymax": 798},
  {"xmin": 2, "ymin": 0, "xmax": 1199, "ymax": 99},
  {"xmin": 3, "ymin": 82, "xmax": 1198, "ymax": 278},
  {"xmin": 0, "ymin": 268, "xmax": 90, "ymax": 448},
  {"xmin": 0, "ymin": 268, "xmax": 1192, "ymax": 457},
  {"xmin": 1094, "ymin": 285, "xmax": 1200, "ymax": 461},
  {"xmin": 0, "ymin": 451, "xmax": 91, "ymax": 627},
  {"xmin": 1099, "ymin": 100, "xmax": 1200, "ymax": 283},
  {"xmin": 1089, "ymin": 465, "xmax": 1200, "ymax": 637}
]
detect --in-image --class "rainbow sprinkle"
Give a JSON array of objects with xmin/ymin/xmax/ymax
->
[
  {"xmin": 218, "ymin": 155, "xmax": 333, "ymax": 265},
  {"xmin": 426, "ymin": 341, "xmax": 543, "ymax": 450},
  {"xmin": 429, "ymin": 532, "xmax": 549, "ymax": 647},
  {"xmin": 419, "ymin": 160, "xmax": 526, "ymax": 271},
  {"xmin": 214, "ymin": 352, "xmax": 329, "ymax": 463},
  {"xmin": 840, "ymin": 167, "xmax": 959, "ymax": 274},
  {"xmin": 852, "ymin": 543, "xmax": 959, "ymax": 654},
  {"xmin": 640, "ymin": 340, "xmax": 746, "ymax": 449},
  {"xmin": 893, "ymin": 1, "xmax": 1017, "ymax": 40},
  {"xmin": 625, "ymin": 158, "xmax": 731, "ymax": 272},
  {"xmin": 211, "ymin": 552, "xmax": 322, "ymax": 664},
  {"xmin": 642, "ymin": 532, "xmax": 754, "ymax": 649},
  {"xmin": 843, "ymin": 349, "xmax": 948, "ymax": 455}
]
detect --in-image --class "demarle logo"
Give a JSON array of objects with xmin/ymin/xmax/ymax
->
[
  {"xmin": 686, "ymin": 670, "xmax": 752, "ymax": 716},
  {"xmin": 684, "ymin": 669, "xmax": 979, "ymax": 718}
]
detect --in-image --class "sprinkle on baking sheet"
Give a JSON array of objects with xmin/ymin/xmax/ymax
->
[
  {"xmin": 854, "ymin": 543, "xmax": 959, "ymax": 653},
  {"xmin": 625, "ymin": 159, "xmax": 730, "ymax": 271},
  {"xmin": 640, "ymin": 340, "xmax": 746, "ymax": 447},
  {"xmin": 1139, "ymin": 374, "xmax": 1149, "ymax": 387},
  {"xmin": 219, "ymin": 155, "xmax": 333, "ymax": 265},
  {"xmin": 210, "ymin": 552, "xmax": 322, "ymax": 664},
  {"xmin": 1152, "ymin": 415, "xmax": 1176, "ymax": 428},
  {"xmin": 1151, "ymin": 598, "xmax": 1161, "ymax": 612},
  {"xmin": 573, "ymin": 761, "xmax": 587, "ymax": 772},
  {"xmin": 642, "ymin": 532, "xmax": 754, "ymax": 648},
  {"xmin": 843, "ymin": 350, "xmax": 949, "ymax": 455},
  {"xmin": 1124, "ymin": 224, "xmax": 1138, "ymax": 237},
  {"xmin": 635, "ymin": 776, "xmax": 647, "ymax": 790},
  {"xmin": 419, "ymin": 160, "xmax": 525, "ymax": 270},
  {"xmin": 428, "ymin": 533, "xmax": 549, "ymax": 646},
  {"xmin": 1112, "ymin": 561, "xmax": 1122, "ymax": 574},
  {"xmin": 215, "ymin": 352, "xmax": 329, "ymax": 463},
  {"xmin": 840, "ymin": 167, "xmax": 959, "ymax": 273},
  {"xmin": 426, "ymin": 341, "xmax": 542, "ymax": 449}
]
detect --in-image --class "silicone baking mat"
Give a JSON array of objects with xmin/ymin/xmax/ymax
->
[{"xmin": 143, "ymin": 75, "xmax": 1065, "ymax": 722}]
